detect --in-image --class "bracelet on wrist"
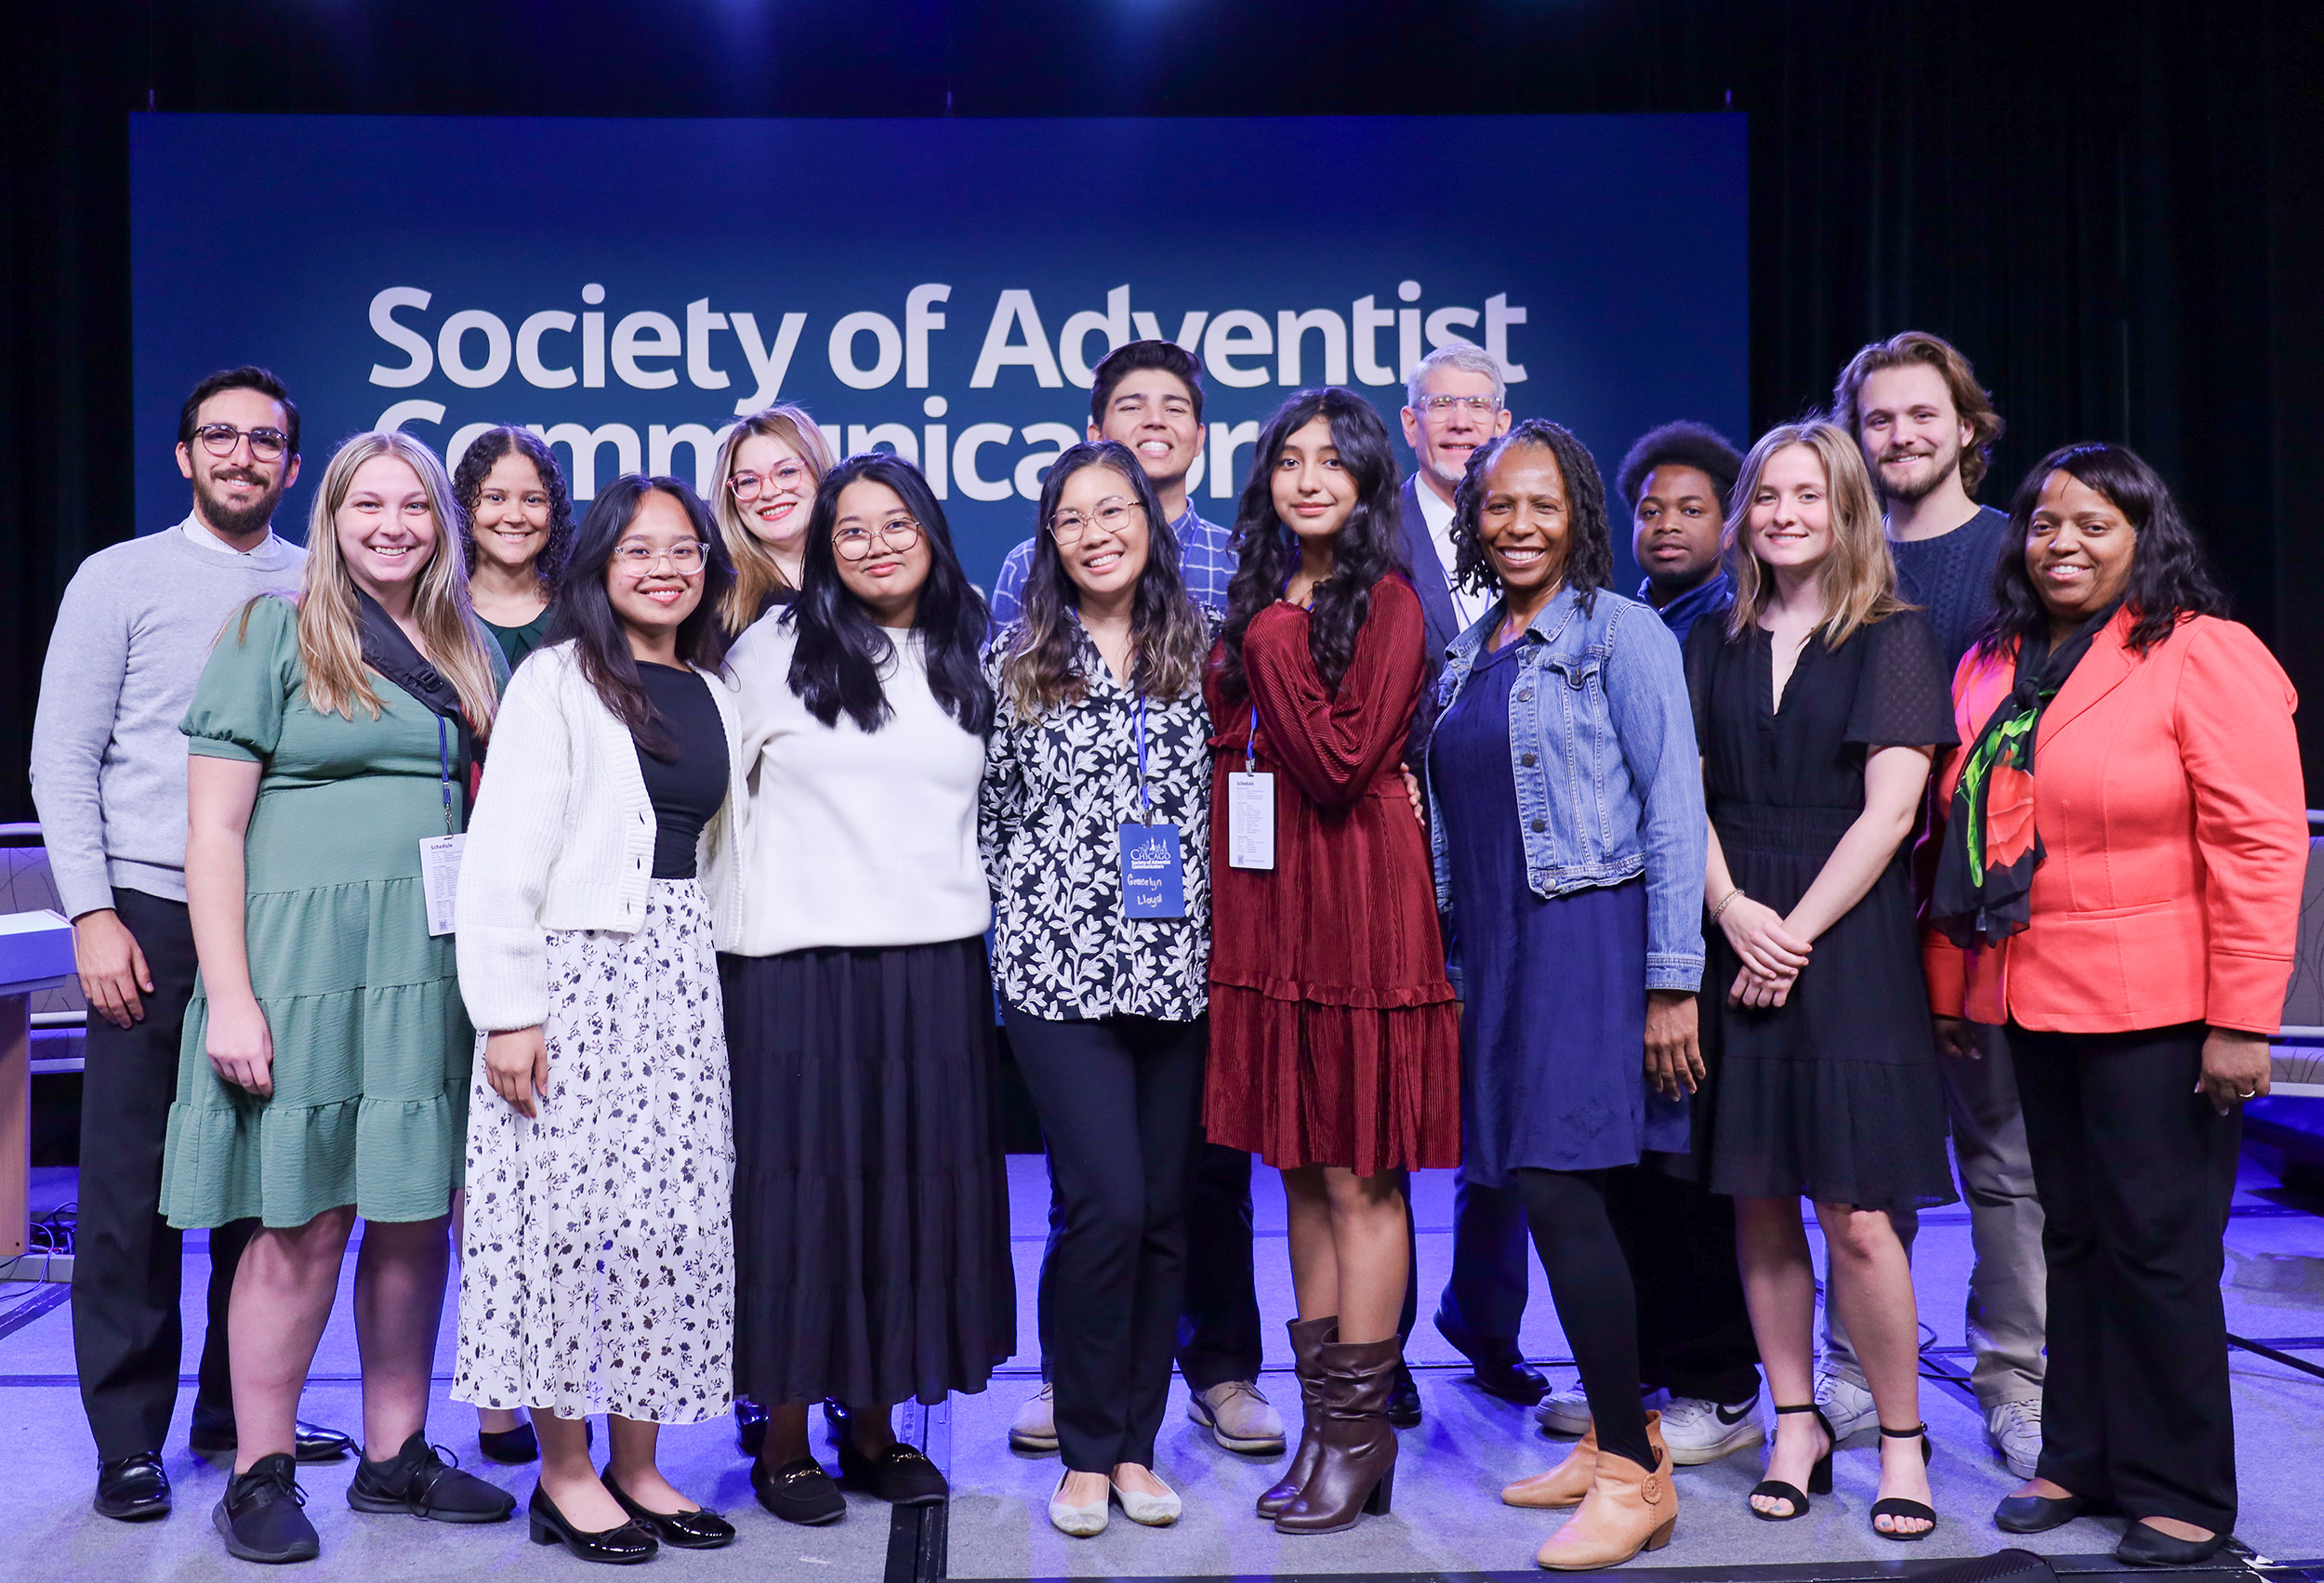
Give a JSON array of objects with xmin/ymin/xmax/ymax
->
[{"xmin": 1710, "ymin": 887, "xmax": 1745, "ymax": 922}]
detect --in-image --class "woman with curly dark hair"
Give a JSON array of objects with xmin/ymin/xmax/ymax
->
[
  {"xmin": 1206, "ymin": 389, "xmax": 1459, "ymax": 1536},
  {"xmin": 453, "ymin": 427, "xmax": 574, "ymax": 671}
]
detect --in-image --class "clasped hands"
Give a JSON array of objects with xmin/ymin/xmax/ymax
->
[{"xmin": 1719, "ymin": 893, "xmax": 1810, "ymax": 1009}]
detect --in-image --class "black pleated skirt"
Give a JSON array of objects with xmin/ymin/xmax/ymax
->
[{"xmin": 721, "ymin": 935, "xmax": 1016, "ymax": 1407}]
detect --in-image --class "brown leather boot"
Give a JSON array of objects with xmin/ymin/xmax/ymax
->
[
  {"xmin": 1502, "ymin": 1410, "xmax": 1668, "ymax": 1510},
  {"xmin": 1274, "ymin": 1334, "xmax": 1401, "ymax": 1535},
  {"xmin": 1255, "ymin": 1315, "xmax": 1336, "ymax": 1518},
  {"xmin": 1535, "ymin": 1442, "xmax": 1677, "ymax": 1570}
]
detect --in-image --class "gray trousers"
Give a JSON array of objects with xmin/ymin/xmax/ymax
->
[{"xmin": 1823, "ymin": 1023, "xmax": 2046, "ymax": 1411}]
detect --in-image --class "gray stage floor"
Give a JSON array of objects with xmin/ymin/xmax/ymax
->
[{"xmin": 3, "ymin": 1151, "xmax": 2320, "ymax": 1582}]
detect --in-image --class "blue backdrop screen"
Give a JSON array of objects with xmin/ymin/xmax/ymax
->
[{"xmin": 131, "ymin": 112, "xmax": 1745, "ymax": 589}]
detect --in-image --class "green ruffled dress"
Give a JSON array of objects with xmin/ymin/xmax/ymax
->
[{"xmin": 161, "ymin": 595, "xmax": 477, "ymax": 1229}]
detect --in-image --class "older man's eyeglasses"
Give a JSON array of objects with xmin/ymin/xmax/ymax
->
[{"xmin": 1416, "ymin": 394, "xmax": 1501, "ymax": 417}]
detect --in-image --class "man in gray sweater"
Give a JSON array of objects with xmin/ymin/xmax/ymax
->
[{"xmin": 30, "ymin": 366, "xmax": 351, "ymax": 1524}]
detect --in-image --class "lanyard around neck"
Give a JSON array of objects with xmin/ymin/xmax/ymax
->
[{"xmin": 435, "ymin": 716, "xmax": 456, "ymax": 836}]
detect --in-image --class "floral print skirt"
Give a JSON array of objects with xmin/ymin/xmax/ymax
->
[{"xmin": 454, "ymin": 879, "xmax": 735, "ymax": 1424}]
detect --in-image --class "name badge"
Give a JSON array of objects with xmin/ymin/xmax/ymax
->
[
  {"xmin": 1116, "ymin": 822, "xmax": 1187, "ymax": 918},
  {"xmin": 1226, "ymin": 771, "xmax": 1275, "ymax": 870},
  {"xmin": 419, "ymin": 833, "xmax": 466, "ymax": 937}
]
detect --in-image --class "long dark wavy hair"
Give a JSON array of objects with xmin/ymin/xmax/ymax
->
[
  {"xmin": 998, "ymin": 441, "xmax": 1209, "ymax": 719},
  {"xmin": 786, "ymin": 451, "xmax": 994, "ymax": 735},
  {"xmin": 1448, "ymin": 418, "xmax": 1615, "ymax": 616},
  {"xmin": 544, "ymin": 474, "xmax": 733, "ymax": 759},
  {"xmin": 1976, "ymin": 442, "xmax": 2228, "ymax": 660},
  {"xmin": 453, "ymin": 426, "xmax": 575, "ymax": 591},
  {"xmin": 1217, "ymin": 388, "xmax": 1407, "ymax": 702}
]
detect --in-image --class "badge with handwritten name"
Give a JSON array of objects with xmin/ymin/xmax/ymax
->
[{"xmin": 1116, "ymin": 822, "xmax": 1187, "ymax": 918}]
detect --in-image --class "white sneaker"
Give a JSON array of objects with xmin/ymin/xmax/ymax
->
[
  {"xmin": 1534, "ymin": 1384, "xmax": 1592, "ymax": 1437},
  {"xmin": 1813, "ymin": 1369, "xmax": 1879, "ymax": 1442},
  {"xmin": 1987, "ymin": 1398, "xmax": 2042, "ymax": 1481},
  {"xmin": 1010, "ymin": 1383, "xmax": 1058, "ymax": 1454},
  {"xmin": 1049, "ymin": 1471, "xmax": 1107, "ymax": 1537},
  {"xmin": 1659, "ymin": 1393, "xmax": 1765, "ymax": 1465},
  {"xmin": 1186, "ymin": 1379, "xmax": 1286, "ymax": 1453}
]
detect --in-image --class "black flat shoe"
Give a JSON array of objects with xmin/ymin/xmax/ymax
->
[
  {"xmin": 189, "ymin": 1406, "xmax": 357, "ymax": 1466},
  {"xmin": 1870, "ymin": 1423, "xmax": 1937, "ymax": 1541},
  {"xmin": 478, "ymin": 1421, "xmax": 539, "ymax": 1464},
  {"xmin": 1749, "ymin": 1404, "xmax": 1833, "ymax": 1522},
  {"xmin": 604, "ymin": 1474, "xmax": 736, "ymax": 1550},
  {"xmin": 214, "ymin": 1452, "xmax": 320, "ymax": 1563},
  {"xmin": 2116, "ymin": 1520, "xmax": 2229, "ymax": 1567},
  {"xmin": 347, "ymin": 1433, "xmax": 517, "ymax": 1523},
  {"xmin": 528, "ymin": 1484, "xmax": 657, "ymax": 1564},
  {"xmin": 1386, "ymin": 1365, "xmax": 1424, "ymax": 1428},
  {"xmin": 1434, "ymin": 1317, "xmax": 1547, "ymax": 1405},
  {"xmin": 95, "ymin": 1452, "xmax": 172, "ymax": 1522},
  {"xmin": 835, "ymin": 1439, "xmax": 949, "ymax": 1507},
  {"xmin": 1996, "ymin": 1491, "xmax": 2088, "ymax": 1534},
  {"xmin": 735, "ymin": 1396, "xmax": 769, "ymax": 1458},
  {"xmin": 752, "ymin": 1457, "xmax": 845, "ymax": 1524}
]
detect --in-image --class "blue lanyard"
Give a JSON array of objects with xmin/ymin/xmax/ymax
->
[
  {"xmin": 1133, "ymin": 692, "xmax": 1154, "ymax": 819},
  {"xmin": 435, "ymin": 716, "xmax": 456, "ymax": 836}
]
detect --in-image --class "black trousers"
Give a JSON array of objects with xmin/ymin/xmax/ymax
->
[
  {"xmin": 1433, "ymin": 1165, "xmax": 1532, "ymax": 1344},
  {"xmin": 71, "ymin": 889, "xmax": 255, "ymax": 1461},
  {"xmin": 1604, "ymin": 1162, "xmax": 1761, "ymax": 1402},
  {"xmin": 2008, "ymin": 1022, "xmax": 2240, "ymax": 1534},
  {"xmin": 1175, "ymin": 1140, "xmax": 1267, "ymax": 1389},
  {"xmin": 1008, "ymin": 1009, "xmax": 1208, "ymax": 1472},
  {"xmin": 1514, "ymin": 1168, "xmax": 1654, "ymax": 1470}
]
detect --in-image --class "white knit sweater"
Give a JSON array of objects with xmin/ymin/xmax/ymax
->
[{"xmin": 455, "ymin": 640, "xmax": 746, "ymax": 1032}]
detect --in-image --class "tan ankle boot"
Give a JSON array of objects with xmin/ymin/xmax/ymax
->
[
  {"xmin": 1503, "ymin": 1410, "xmax": 1666, "ymax": 1510},
  {"xmin": 1535, "ymin": 1441, "xmax": 1677, "ymax": 1571}
]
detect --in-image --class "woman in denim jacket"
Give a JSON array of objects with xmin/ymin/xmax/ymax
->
[{"xmin": 1420, "ymin": 419, "xmax": 1707, "ymax": 1571}]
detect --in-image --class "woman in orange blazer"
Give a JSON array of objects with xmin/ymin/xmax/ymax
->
[{"xmin": 1922, "ymin": 443, "xmax": 2304, "ymax": 1567}]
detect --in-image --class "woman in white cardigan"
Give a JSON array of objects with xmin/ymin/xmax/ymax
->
[{"xmin": 453, "ymin": 476, "xmax": 747, "ymax": 1564}]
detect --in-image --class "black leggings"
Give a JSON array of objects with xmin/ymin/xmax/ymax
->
[{"xmin": 1514, "ymin": 1167, "xmax": 1654, "ymax": 1471}]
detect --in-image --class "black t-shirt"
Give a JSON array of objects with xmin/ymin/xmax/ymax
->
[
  {"xmin": 1888, "ymin": 505, "xmax": 2013, "ymax": 670},
  {"xmin": 635, "ymin": 663, "xmax": 729, "ymax": 878}
]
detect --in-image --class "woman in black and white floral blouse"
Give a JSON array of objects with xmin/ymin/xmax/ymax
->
[{"xmin": 981, "ymin": 440, "xmax": 1217, "ymax": 1538}]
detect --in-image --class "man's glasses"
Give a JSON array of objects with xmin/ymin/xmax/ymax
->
[
  {"xmin": 192, "ymin": 424, "xmax": 291, "ymax": 462},
  {"xmin": 1416, "ymin": 394, "xmax": 1501, "ymax": 417},
  {"xmin": 834, "ymin": 518, "xmax": 922, "ymax": 561},
  {"xmin": 614, "ymin": 540, "xmax": 707, "ymax": 574},
  {"xmin": 727, "ymin": 460, "xmax": 812, "ymax": 501},
  {"xmin": 1048, "ymin": 497, "xmax": 1144, "ymax": 545}
]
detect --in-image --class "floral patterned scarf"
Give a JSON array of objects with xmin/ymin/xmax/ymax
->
[{"xmin": 1929, "ymin": 603, "xmax": 2119, "ymax": 949}]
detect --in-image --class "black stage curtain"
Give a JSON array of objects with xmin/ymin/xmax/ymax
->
[{"xmin": 7, "ymin": 0, "xmax": 2319, "ymax": 819}]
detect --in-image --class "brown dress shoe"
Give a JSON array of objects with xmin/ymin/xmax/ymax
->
[
  {"xmin": 1503, "ymin": 1410, "xmax": 1667, "ymax": 1510},
  {"xmin": 1255, "ymin": 1315, "xmax": 1336, "ymax": 1519},
  {"xmin": 1274, "ymin": 1335, "xmax": 1401, "ymax": 1535},
  {"xmin": 1535, "ymin": 1444, "xmax": 1677, "ymax": 1571}
]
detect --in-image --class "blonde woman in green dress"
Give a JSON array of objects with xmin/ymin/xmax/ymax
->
[{"xmin": 164, "ymin": 430, "xmax": 516, "ymax": 1563}]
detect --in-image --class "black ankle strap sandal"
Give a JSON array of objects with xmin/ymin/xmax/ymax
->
[
  {"xmin": 1869, "ymin": 1423, "xmax": 1936, "ymax": 1541},
  {"xmin": 1747, "ymin": 1404, "xmax": 1834, "ymax": 1523}
]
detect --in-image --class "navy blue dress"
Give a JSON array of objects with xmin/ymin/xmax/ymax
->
[{"xmin": 1430, "ymin": 633, "xmax": 1689, "ymax": 1182}]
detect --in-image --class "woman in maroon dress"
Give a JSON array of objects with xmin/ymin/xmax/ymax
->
[{"xmin": 1205, "ymin": 388, "xmax": 1460, "ymax": 1535}]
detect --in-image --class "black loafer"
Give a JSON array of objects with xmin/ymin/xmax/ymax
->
[
  {"xmin": 835, "ymin": 1440, "xmax": 948, "ymax": 1507},
  {"xmin": 214, "ymin": 1452, "xmax": 320, "ymax": 1563},
  {"xmin": 605, "ymin": 1474, "xmax": 735, "ymax": 1549},
  {"xmin": 1386, "ymin": 1365, "xmax": 1424, "ymax": 1429},
  {"xmin": 95, "ymin": 1452, "xmax": 172, "ymax": 1522},
  {"xmin": 189, "ymin": 1406, "xmax": 357, "ymax": 1465},
  {"xmin": 2116, "ymin": 1521, "xmax": 2229, "ymax": 1568},
  {"xmin": 735, "ymin": 1396, "xmax": 769, "ymax": 1458},
  {"xmin": 1996, "ymin": 1491, "xmax": 2088, "ymax": 1534},
  {"xmin": 478, "ymin": 1422, "xmax": 540, "ymax": 1464},
  {"xmin": 1436, "ymin": 1319, "xmax": 1548, "ymax": 1405},
  {"xmin": 346, "ymin": 1432, "xmax": 516, "ymax": 1523},
  {"xmin": 528, "ymin": 1484, "xmax": 657, "ymax": 1564},
  {"xmin": 753, "ymin": 1456, "xmax": 845, "ymax": 1524}
]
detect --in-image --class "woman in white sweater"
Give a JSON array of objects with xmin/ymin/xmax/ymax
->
[
  {"xmin": 722, "ymin": 451, "xmax": 1013, "ymax": 1525},
  {"xmin": 453, "ymin": 475, "xmax": 747, "ymax": 1564}
]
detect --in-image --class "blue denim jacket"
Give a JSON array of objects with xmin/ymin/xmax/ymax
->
[{"xmin": 1424, "ymin": 584, "xmax": 1707, "ymax": 993}]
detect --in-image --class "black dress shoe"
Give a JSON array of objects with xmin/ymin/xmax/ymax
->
[
  {"xmin": 605, "ymin": 1474, "xmax": 736, "ymax": 1549},
  {"xmin": 835, "ymin": 1439, "xmax": 948, "ymax": 1506},
  {"xmin": 478, "ymin": 1421, "xmax": 540, "ymax": 1464},
  {"xmin": 214, "ymin": 1452, "xmax": 320, "ymax": 1563},
  {"xmin": 2116, "ymin": 1520, "xmax": 2230, "ymax": 1567},
  {"xmin": 1435, "ymin": 1319, "xmax": 1548, "ymax": 1405},
  {"xmin": 1996, "ymin": 1491, "xmax": 2089, "ymax": 1533},
  {"xmin": 94, "ymin": 1452, "xmax": 172, "ymax": 1521},
  {"xmin": 346, "ymin": 1432, "xmax": 517, "ymax": 1523},
  {"xmin": 753, "ymin": 1456, "xmax": 846, "ymax": 1524},
  {"xmin": 528, "ymin": 1484, "xmax": 657, "ymax": 1564},
  {"xmin": 734, "ymin": 1396, "xmax": 770, "ymax": 1458},
  {"xmin": 188, "ymin": 1405, "xmax": 357, "ymax": 1465},
  {"xmin": 1386, "ymin": 1364, "xmax": 1423, "ymax": 1429}
]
